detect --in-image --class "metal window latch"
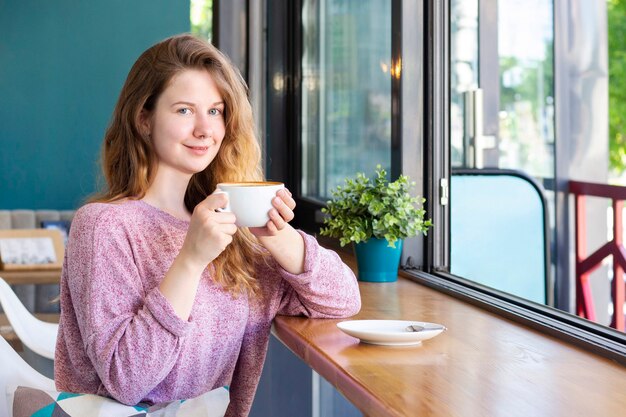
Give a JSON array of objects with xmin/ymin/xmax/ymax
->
[
  {"xmin": 440, "ymin": 178, "xmax": 449, "ymax": 206},
  {"xmin": 463, "ymin": 88, "xmax": 497, "ymax": 169}
]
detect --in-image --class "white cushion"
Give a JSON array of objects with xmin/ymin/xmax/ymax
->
[{"xmin": 6, "ymin": 385, "xmax": 229, "ymax": 417}]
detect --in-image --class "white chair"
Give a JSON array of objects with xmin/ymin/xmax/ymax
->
[
  {"xmin": 0, "ymin": 336, "xmax": 55, "ymax": 417},
  {"xmin": 0, "ymin": 278, "xmax": 58, "ymax": 378}
]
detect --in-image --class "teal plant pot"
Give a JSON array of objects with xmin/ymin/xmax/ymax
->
[{"xmin": 354, "ymin": 238, "xmax": 403, "ymax": 282}]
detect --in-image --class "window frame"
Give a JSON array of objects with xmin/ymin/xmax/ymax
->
[{"xmin": 264, "ymin": 0, "xmax": 626, "ymax": 366}]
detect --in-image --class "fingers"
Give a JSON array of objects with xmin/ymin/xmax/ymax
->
[
  {"xmin": 249, "ymin": 189, "xmax": 295, "ymax": 237},
  {"xmin": 217, "ymin": 223, "xmax": 238, "ymax": 235},
  {"xmin": 183, "ymin": 206, "xmax": 237, "ymax": 266},
  {"xmin": 195, "ymin": 206, "xmax": 236, "ymax": 225},
  {"xmin": 273, "ymin": 189, "xmax": 295, "ymax": 219},
  {"xmin": 267, "ymin": 208, "xmax": 286, "ymax": 231},
  {"xmin": 251, "ymin": 188, "xmax": 293, "ymax": 234},
  {"xmin": 195, "ymin": 192, "xmax": 238, "ymax": 223},
  {"xmin": 249, "ymin": 218, "xmax": 281, "ymax": 238},
  {"xmin": 192, "ymin": 194, "xmax": 237, "ymax": 231},
  {"xmin": 214, "ymin": 211, "xmax": 237, "ymax": 225},
  {"xmin": 198, "ymin": 190, "xmax": 230, "ymax": 212},
  {"xmin": 277, "ymin": 189, "xmax": 296, "ymax": 210},
  {"xmin": 267, "ymin": 205, "xmax": 292, "ymax": 233}
]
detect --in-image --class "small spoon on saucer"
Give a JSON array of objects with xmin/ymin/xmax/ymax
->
[{"xmin": 405, "ymin": 324, "xmax": 447, "ymax": 332}]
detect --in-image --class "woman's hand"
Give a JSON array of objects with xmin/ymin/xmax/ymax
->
[
  {"xmin": 160, "ymin": 192, "xmax": 236, "ymax": 320},
  {"xmin": 249, "ymin": 188, "xmax": 296, "ymax": 237},
  {"xmin": 250, "ymin": 188, "xmax": 304, "ymax": 274},
  {"xmin": 181, "ymin": 192, "xmax": 238, "ymax": 268}
]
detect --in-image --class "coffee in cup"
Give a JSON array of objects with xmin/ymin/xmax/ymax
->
[{"xmin": 216, "ymin": 181, "xmax": 285, "ymax": 227}]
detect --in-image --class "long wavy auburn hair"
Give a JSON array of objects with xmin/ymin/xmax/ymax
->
[{"xmin": 92, "ymin": 34, "xmax": 267, "ymax": 296}]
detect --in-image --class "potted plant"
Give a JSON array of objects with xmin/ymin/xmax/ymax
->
[{"xmin": 320, "ymin": 165, "xmax": 432, "ymax": 282}]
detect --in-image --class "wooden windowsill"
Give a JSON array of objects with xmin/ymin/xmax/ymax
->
[{"xmin": 272, "ymin": 252, "xmax": 626, "ymax": 417}]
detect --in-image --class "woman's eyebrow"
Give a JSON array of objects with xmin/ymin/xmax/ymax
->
[
  {"xmin": 170, "ymin": 101, "xmax": 224, "ymax": 107},
  {"xmin": 171, "ymin": 101, "xmax": 196, "ymax": 107}
]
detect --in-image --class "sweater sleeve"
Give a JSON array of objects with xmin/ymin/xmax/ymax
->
[
  {"xmin": 65, "ymin": 205, "xmax": 191, "ymax": 405},
  {"xmin": 273, "ymin": 231, "xmax": 361, "ymax": 318},
  {"xmin": 222, "ymin": 233, "xmax": 360, "ymax": 416}
]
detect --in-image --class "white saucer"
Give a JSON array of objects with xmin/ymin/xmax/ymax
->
[{"xmin": 336, "ymin": 320, "xmax": 446, "ymax": 346}]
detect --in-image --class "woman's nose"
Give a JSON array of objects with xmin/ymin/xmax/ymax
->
[{"xmin": 193, "ymin": 114, "xmax": 213, "ymax": 139}]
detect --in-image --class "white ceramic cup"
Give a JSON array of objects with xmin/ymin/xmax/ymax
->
[{"xmin": 216, "ymin": 181, "xmax": 285, "ymax": 227}]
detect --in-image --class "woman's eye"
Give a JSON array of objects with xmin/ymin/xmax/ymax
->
[
  {"xmin": 209, "ymin": 108, "xmax": 222, "ymax": 116},
  {"xmin": 177, "ymin": 108, "xmax": 192, "ymax": 115}
]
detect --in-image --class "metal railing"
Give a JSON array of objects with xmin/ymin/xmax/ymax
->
[{"xmin": 570, "ymin": 181, "xmax": 626, "ymax": 331}]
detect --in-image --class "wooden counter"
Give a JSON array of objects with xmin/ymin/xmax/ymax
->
[
  {"xmin": 0, "ymin": 269, "xmax": 61, "ymax": 285},
  {"xmin": 273, "ymin": 276, "xmax": 626, "ymax": 417}
]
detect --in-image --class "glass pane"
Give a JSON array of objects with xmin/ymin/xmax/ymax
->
[
  {"xmin": 190, "ymin": 0, "xmax": 213, "ymax": 42},
  {"xmin": 498, "ymin": 0, "xmax": 554, "ymax": 178},
  {"xmin": 301, "ymin": 0, "xmax": 392, "ymax": 202},
  {"xmin": 450, "ymin": 0, "xmax": 478, "ymax": 167},
  {"xmin": 449, "ymin": 0, "xmax": 555, "ymax": 306},
  {"xmin": 497, "ymin": 0, "xmax": 556, "ymax": 303}
]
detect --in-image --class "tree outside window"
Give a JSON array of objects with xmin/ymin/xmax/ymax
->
[{"xmin": 191, "ymin": 0, "xmax": 213, "ymax": 42}]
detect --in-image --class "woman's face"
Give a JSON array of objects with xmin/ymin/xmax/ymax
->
[{"xmin": 143, "ymin": 69, "xmax": 226, "ymax": 178}]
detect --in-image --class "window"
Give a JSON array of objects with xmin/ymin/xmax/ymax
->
[
  {"xmin": 449, "ymin": 0, "xmax": 556, "ymax": 307},
  {"xmin": 190, "ymin": 0, "xmax": 213, "ymax": 42},
  {"xmin": 300, "ymin": 0, "xmax": 392, "ymax": 202},
  {"xmin": 266, "ymin": 0, "xmax": 626, "ymax": 363}
]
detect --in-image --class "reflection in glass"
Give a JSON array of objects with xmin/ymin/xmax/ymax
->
[
  {"xmin": 301, "ymin": 0, "xmax": 391, "ymax": 202},
  {"xmin": 449, "ymin": 0, "xmax": 554, "ymax": 175},
  {"xmin": 498, "ymin": 0, "xmax": 554, "ymax": 179},
  {"xmin": 450, "ymin": 0, "xmax": 478, "ymax": 167}
]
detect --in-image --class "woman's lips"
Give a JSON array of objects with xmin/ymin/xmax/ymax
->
[{"xmin": 185, "ymin": 144, "xmax": 209, "ymax": 155}]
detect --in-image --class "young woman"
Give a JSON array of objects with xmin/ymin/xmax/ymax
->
[{"xmin": 54, "ymin": 34, "xmax": 361, "ymax": 416}]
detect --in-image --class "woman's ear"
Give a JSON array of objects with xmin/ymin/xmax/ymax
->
[{"xmin": 139, "ymin": 109, "xmax": 152, "ymax": 137}]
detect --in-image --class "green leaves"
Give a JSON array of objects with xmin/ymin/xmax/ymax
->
[
  {"xmin": 608, "ymin": 0, "xmax": 626, "ymax": 174},
  {"xmin": 320, "ymin": 165, "xmax": 433, "ymax": 247}
]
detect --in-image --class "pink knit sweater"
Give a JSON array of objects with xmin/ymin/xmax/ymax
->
[{"xmin": 54, "ymin": 200, "xmax": 360, "ymax": 416}]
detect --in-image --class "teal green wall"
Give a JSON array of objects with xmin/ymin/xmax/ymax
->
[{"xmin": 0, "ymin": 1, "xmax": 190, "ymax": 209}]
